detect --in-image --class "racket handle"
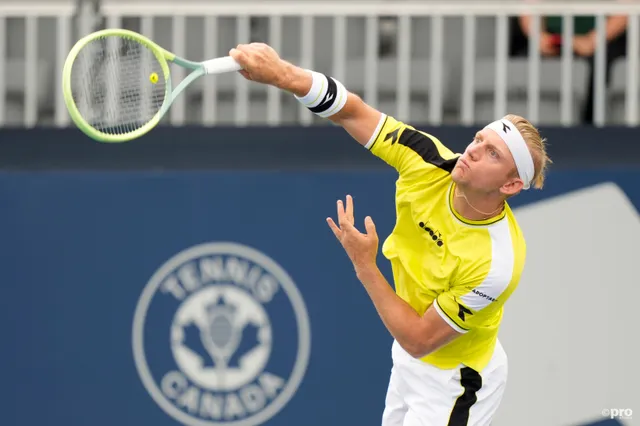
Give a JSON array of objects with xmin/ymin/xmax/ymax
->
[{"xmin": 203, "ymin": 56, "xmax": 242, "ymax": 74}]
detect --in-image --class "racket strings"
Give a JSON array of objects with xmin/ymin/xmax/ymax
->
[{"xmin": 70, "ymin": 36, "xmax": 166, "ymax": 135}]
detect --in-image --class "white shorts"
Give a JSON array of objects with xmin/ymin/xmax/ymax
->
[{"xmin": 381, "ymin": 340, "xmax": 508, "ymax": 426}]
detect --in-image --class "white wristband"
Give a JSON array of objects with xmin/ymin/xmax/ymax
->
[
  {"xmin": 294, "ymin": 70, "xmax": 348, "ymax": 118},
  {"xmin": 295, "ymin": 70, "xmax": 327, "ymax": 107}
]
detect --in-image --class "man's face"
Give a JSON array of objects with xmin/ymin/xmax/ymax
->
[{"xmin": 451, "ymin": 128, "xmax": 521, "ymax": 194}]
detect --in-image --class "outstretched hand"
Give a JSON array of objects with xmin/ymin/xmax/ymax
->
[{"xmin": 327, "ymin": 195, "xmax": 379, "ymax": 269}]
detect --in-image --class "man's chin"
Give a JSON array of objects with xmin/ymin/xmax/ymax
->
[{"xmin": 451, "ymin": 168, "xmax": 466, "ymax": 184}]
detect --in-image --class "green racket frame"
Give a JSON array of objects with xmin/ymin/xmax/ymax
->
[{"xmin": 62, "ymin": 28, "xmax": 229, "ymax": 143}]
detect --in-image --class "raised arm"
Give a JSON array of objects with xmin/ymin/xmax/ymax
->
[
  {"xmin": 229, "ymin": 43, "xmax": 458, "ymax": 177},
  {"xmin": 229, "ymin": 43, "xmax": 383, "ymax": 146},
  {"xmin": 280, "ymin": 65, "xmax": 383, "ymax": 146}
]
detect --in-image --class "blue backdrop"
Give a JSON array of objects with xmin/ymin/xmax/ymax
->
[{"xmin": 1, "ymin": 168, "xmax": 636, "ymax": 426}]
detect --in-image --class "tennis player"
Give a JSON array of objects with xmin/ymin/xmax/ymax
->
[{"xmin": 229, "ymin": 43, "xmax": 551, "ymax": 426}]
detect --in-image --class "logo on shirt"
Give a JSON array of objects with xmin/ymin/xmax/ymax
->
[
  {"xmin": 418, "ymin": 221, "xmax": 444, "ymax": 247},
  {"xmin": 456, "ymin": 302, "xmax": 473, "ymax": 322},
  {"xmin": 132, "ymin": 242, "xmax": 312, "ymax": 426},
  {"xmin": 472, "ymin": 288, "xmax": 498, "ymax": 303},
  {"xmin": 385, "ymin": 128, "xmax": 400, "ymax": 145}
]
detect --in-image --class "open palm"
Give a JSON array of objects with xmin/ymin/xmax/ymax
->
[{"xmin": 326, "ymin": 195, "xmax": 379, "ymax": 268}]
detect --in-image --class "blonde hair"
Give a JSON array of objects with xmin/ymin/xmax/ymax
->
[{"xmin": 503, "ymin": 114, "xmax": 552, "ymax": 189}]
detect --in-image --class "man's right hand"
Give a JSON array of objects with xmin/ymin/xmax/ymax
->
[{"xmin": 229, "ymin": 43, "xmax": 311, "ymax": 96}]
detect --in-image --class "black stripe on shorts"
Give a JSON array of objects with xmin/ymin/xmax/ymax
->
[{"xmin": 447, "ymin": 367, "xmax": 483, "ymax": 426}]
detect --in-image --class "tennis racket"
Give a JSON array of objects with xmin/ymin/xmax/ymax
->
[{"xmin": 61, "ymin": 28, "xmax": 242, "ymax": 143}]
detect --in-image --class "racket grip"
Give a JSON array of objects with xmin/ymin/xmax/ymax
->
[{"xmin": 203, "ymin": 56, "xmax": 242, "ymax": 74}]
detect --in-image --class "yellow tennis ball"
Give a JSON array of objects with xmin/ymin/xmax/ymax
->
[{"xmin": 149, "ymin": 72, "xmax": 158, "ymax": 84}]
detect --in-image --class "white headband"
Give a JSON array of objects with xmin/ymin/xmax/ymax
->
[{"xmin": 484, "ymin": 119, "xmax": 535, "ymax": 190}]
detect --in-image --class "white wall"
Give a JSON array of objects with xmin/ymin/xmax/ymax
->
[{"xmin": 494, "ymin": 182, "xmax": 640, "ymax": 426}]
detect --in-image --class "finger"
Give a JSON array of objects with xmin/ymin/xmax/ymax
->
[
  {"xmin": 234, "ymin": 43, "xmax": 250, "ymax": 52},
  {"xmin": 229, "ymin": 48, "xmax": 249, "ymax": 67},
  {"xmin": 243, "ymin": 43, "xmax": 260, "ymax": 54},
  {"xmin": 345, "ymin": 194, "xmax": 354, "ymax": 223},
  {"xmin": 234, "ymin": 44, "xmax": 258, "ymax": 61},
  {"xmin": 326, "ymin": 217, "xmax": 342, "ymax": 239},
  {"xmin": 364, "ymin": 216, "xmax": 377, "ymax": 236},
  {"xmin": 337, "ymin": 201, "xmax": 355, "ymax": 231},
  {"xmin": 238, "ymin": 70, "xmax": 251, "ymax": 80},
  {"xmin": 336, "ymin": 199, "xmax": 346, "ymax": 224}
]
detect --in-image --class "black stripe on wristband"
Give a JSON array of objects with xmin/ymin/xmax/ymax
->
[{"xmin": 308, "ymin": 75, "xmax": 338, "ymax": 114}]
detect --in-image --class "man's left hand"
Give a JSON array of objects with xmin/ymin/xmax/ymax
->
[{"xmin": 326, "ymin": 195, "xmax": 379, "ymax": 270}]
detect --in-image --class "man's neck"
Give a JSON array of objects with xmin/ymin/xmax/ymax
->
[{"xmin": 452, "ymin": 184, "xmax": 505, "ymax": 222}]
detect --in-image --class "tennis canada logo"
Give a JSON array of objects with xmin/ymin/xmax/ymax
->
[{"xmin": 132, "ymin": 242, "xmax": 311, "ymax": 426}]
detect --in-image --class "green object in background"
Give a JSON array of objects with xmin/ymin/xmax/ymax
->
[{"xmin": 545, "ymin": 16, "xmax": 597, "ymax": 35}]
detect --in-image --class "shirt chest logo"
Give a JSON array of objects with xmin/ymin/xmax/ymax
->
[{"xmin": 418, "ymin": 220, "xmax": 444, "ymax": 247}]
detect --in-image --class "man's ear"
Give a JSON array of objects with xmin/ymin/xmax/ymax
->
[{"xmin": 501, "ymin": 177, "xmax": 524, "ymax": 197}]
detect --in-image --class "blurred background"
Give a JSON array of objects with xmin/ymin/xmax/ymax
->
[{"xmin": 1, "ymin": 1, "xmax": 639, "ymax": 426}]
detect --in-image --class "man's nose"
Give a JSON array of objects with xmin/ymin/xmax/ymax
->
[{"xmin": 467, "ymin": 144, "xmax": 480, "ymax": 161}]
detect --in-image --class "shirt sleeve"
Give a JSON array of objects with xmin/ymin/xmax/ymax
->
[
  {"xmin": 365, "ymin": 114, "xmax": 459, "ymax": 178},
  {"xmin": 433, "ymin": 262, "xmax": 520, "ymax": 334}
]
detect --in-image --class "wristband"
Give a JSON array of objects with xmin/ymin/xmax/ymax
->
[{"xmin": 294, "ymin": 70, "xmax": 348, "ymax": 118}]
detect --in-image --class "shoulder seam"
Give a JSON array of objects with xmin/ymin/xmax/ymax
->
[
  {"xmin": 365, "ymin": 114, "xmax": 388, "ymax": 150},
  {"xmin": 397, "ymin": 129, "xmax": 458, "ymax": 174}
]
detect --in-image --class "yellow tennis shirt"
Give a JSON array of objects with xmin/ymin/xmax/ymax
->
[{"xmin": 366, "ymin": 114, "xmax": 527, "ymax": 372}]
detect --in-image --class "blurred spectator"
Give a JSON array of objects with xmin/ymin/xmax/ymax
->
[{"xmin": 510, "ymin": 11, "xmax": 628, "ymax": 124}]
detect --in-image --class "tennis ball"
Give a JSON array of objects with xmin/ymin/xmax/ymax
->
[{"xmin": 150, "ymin": 72, "xmax": 159, "ymax": 84}]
